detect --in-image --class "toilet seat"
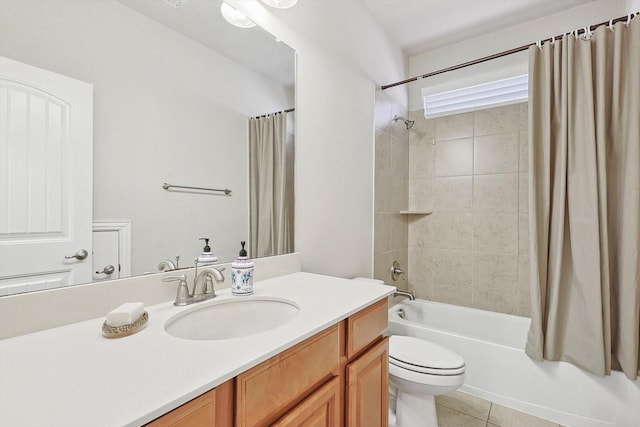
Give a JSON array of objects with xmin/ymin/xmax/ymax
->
[
  {"xmin": 388, "ymin": 336, "xmax": 466, "ymax": 427},
  {"xmin": 389, "ymin": 335, "xmax": 465, "ymax": 376}
]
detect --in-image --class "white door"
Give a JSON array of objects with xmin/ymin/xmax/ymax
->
[{"xmin": 0, "ymin": 56, "xmax": 93, "ymax": 296}]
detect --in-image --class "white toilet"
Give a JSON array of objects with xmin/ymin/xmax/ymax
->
[
  {"xmin": 350, "ymin": 277, "xmax": 465, "ymax": 427},
  {"xmin": 388, "ymin": 335, "xmax": 465, "ymax": 427}
]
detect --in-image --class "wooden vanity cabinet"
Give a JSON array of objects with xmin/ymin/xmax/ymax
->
[
  {"xmin": 148, "ymin": 298, "xmax": 389, "ymax": 427},
  {"xmin": 262, "ymin": 298, "xmax": 389, "ymax": 427},
  {"xmin": 344, "ymin": 299, "xmax": 389, "ymax": 427}
]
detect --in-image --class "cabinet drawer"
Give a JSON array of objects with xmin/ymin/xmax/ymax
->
[
  {"xmin": 146, "ymin": 379, "xmax": 233, "ymax": 427},
  {"xmin": 346, "ymin": 298, "xmax": 388, "ymax": 358},
  {"xmin": 271, "ymin": 377, "xmax": 341, "ymax": 427},
  {"xmin": 146, "ymin": 390, "xmax": 215, "ymax": 427},
  {"xmin": 236, "ymin": 324, "xmax": 341, "ymax": 427}
]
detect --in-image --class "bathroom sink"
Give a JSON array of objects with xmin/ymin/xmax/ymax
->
[{"xmin": 164, "ymin": 297, "xmax": 300, "ymax": 341}]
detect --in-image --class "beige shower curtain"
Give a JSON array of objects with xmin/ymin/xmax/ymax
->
[
  {"xmin": 526, "ymin": 18, "xmax": 640, "ymax": 380},
  {"xmin": 249, "ymin": 112, "xmax": 293, "ymax": 259}
]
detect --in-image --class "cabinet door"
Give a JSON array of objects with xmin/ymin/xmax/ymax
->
[
  {"xmin": 271, "ymin": 377, "xmax": 341, "ymax": 427},
  {"xmin": 345, "ymin": 338, "xmax": 389, "ymax": 427}
]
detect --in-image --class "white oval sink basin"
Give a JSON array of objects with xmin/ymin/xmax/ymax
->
[{"xmin": 164, "ymin": 297, "xmax": 300, "ymax": 341}]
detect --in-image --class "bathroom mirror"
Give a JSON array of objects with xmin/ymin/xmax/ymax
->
[{"xmin": 0, "ymin": 0, "xmax": 295, "ymax": 293}]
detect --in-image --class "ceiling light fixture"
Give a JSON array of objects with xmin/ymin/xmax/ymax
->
[
  {"xmin": 220, "ymin": 2, "xmax": 256, "ymax": 28},
  {"xmin": 261, "ymin": 0, "xmax": 298, "ymax": 9}
]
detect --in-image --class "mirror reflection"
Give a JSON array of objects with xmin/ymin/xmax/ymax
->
[{"xmin": 0, "ymin": 0, "xmax": 295, "ymax": 295}]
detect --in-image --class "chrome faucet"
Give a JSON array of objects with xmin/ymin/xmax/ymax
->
[
  {"xmin": 193, "ymin": 268, "xmax": 225, "ymax": 300},
  {"xmin": 157, "ymin": 259, "xmax": 176, "ymax": 272},
  {"xmin": 162, "ymin": 266, "xmax": 225, "ymax": 306},
  {"xmin": 158, "ymin": 255, "xmax": 180, "ymax": 272},
  {"xmin": 393, "ymin": 289, "xmax": 415, "ymax": 301},
  {"xmin": 390, "ymin": 261, "xmax": 406, "ymax": 281}
]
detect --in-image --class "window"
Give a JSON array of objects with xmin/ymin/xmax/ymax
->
[{"xmin": 422, "ymin": 74, "xmax": 527, "ymax": 118}]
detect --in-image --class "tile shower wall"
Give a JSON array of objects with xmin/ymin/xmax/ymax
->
[
  {"xmin": 406, "ymin": 103, "xmax": 530, "ymax": 316},
  {"xmin": 373, "ymin": 90, "xmax": 409, "ymax": 290}
]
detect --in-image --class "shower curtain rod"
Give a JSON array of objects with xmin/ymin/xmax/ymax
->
[
  {"xmin": 381, "ymin": 13, "xmax": 636, "ymax": 90},
  {"xmin": 252, "ymin": 108, "xmax": 295, "ymax": 119}
]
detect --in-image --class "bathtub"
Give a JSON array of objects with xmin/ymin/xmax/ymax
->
[{"xmin": 387, "ymin": 300, "xmax": 640, "ymax": 427}]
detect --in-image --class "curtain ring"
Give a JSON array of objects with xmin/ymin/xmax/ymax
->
[
  {"xmin": 536, "ymin": 40, "xmax": 542, "ymax": 50},
  {"xmin": 625, "ymin": 13, "xmax": 632, "ymax": 27},
  {"xmin": 573, "ymin": 29, "xmax": 579, "ymax": 39},
  {"xmin": 608, "ymin": 19, "xmax": 614, "ymax": 31}
]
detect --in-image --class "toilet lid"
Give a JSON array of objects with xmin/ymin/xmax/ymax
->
[{"xmin": 389, "ymin": 335, "xmax": 465, "ymax": 375}]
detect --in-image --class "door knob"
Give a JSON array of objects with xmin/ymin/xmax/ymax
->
[
  {"xmin": 64, "ymin": 249, "xmax": 89, "ymax": 260},
  {"xmin": 96, "ymin": 265, "xmax": 115, "ymax": 275}
]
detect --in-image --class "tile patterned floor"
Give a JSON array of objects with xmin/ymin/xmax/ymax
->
[{"xmin": 435, "ymin": 391, "xmax": 565, "ymax": 427}]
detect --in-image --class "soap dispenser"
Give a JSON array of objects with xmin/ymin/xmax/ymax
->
[
  {"xmin": 197, "ymin": 237, "xmax": 218, "ymax": 264},
  {"xmin": 231, "ymin": 241, "xmax": 254, "ymax": 295}
]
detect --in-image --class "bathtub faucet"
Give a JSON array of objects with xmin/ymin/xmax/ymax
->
[{"xmin": 393, "ymin": 290, "xmax": 415, "ymax": 301}]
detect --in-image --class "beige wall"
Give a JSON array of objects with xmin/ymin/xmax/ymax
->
[
  {"xmin": 404, "ymin": 103, "xmax": 530, "ymax": 316},
  {"xmin": 373, "ymin": 90, "xmax": 409, "ymax": 289}
]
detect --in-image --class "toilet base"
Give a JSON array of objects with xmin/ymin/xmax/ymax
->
[{"xmin": 393, "ymin": 390, "xmax": 437, "ymax": 427}]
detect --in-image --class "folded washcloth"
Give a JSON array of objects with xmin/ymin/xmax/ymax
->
[{"xmin": 106, "ymin": 302, "xmax": 145, "ymax": 327}]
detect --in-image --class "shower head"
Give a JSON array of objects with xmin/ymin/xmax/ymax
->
[{"xmin": 392, "ymin": 115, "xmax": 415, "ymax": 130}]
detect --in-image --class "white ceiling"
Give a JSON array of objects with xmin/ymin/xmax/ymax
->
[
  {"xmin": 118, "ymin": 0, "xmax": 296, "ymax": 89},
  {"xmin": 360, "ymin": 0, "xmax": 597, "ymax": 55},
  {"xmin": 118, "ymin": 0, "xmax": 598, "ymax": 89}
]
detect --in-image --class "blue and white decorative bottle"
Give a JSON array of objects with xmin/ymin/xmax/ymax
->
[{"xmin": 231, "ymin": 241, "xmax": 253, "ymax": 295}]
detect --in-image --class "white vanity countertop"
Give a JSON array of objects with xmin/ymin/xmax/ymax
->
[{"xmin": 0, "ymin": 272, "xmax": 394, "ymax": 427}]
